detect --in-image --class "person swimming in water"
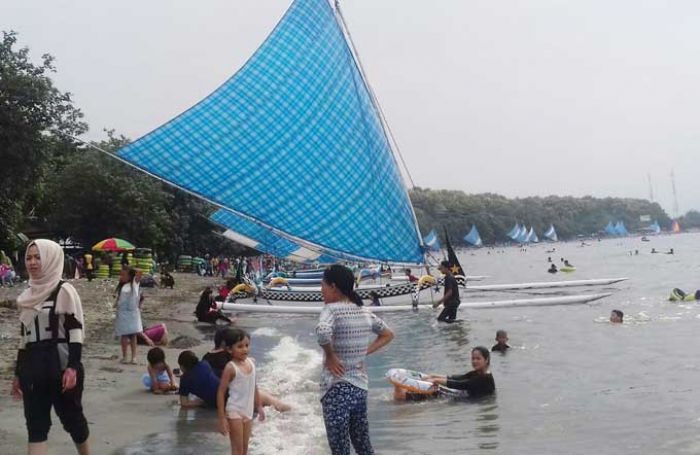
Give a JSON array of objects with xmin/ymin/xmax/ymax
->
[
  {"xmin": 548, "ymin": 264, "xmax": 558, "ymax": 274},
  {"xmin": 563, "ymin": 260, "xmax": 573, "ymax": 267},
  {"xmin": 610, "ymin": 309, "xmax": 623, "ymax": 323},
  {"xmin": 491, "ymin": 330, "xmax": 510, "ymax": 353},
  {"xmin": 393, "ymin": 346, "xmax": 495, "ymax": 401}
]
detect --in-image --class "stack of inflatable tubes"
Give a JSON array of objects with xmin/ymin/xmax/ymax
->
[{"xmin": 95, "ymin": 264, "xmax": 110, "ymax": 279}]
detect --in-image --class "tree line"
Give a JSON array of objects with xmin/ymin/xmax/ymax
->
[
  {"xmin": 0, "ymin": 31, "xmax": 689, "ymax": 259},
  {"xmin": 410, "ymin": 188, "xmax": 673, "ymax": 245}
]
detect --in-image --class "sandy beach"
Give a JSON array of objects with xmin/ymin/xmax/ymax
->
[{"xmin": 0, "ymin": 273, "xmax": 230, "ymax": 454}]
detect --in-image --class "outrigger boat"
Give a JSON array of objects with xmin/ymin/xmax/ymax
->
[
  {"xmin": 219, "ymin": 293, "xmax": 613, "ymax": 315},
  {"xmin": 265, "ymin": 277, "xmax": 628, "ymax": 294},
  {"xmin": 226, "ymin": 276, "xmax": 626, "ymax": 306},
  {"xmin": 101, "ymin": 0, "xmax": 626, "ymax": 309}
]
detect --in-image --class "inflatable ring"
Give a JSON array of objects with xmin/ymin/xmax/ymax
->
[
  {"xmin": 560, "ymin": 266, "xmax": 576, "ymax": 273},
  {"xmin": 669, "ymin": 288, "xmax": 696, "ymax": 302},
  {"xmin": 231, "ymin": 283, "xmax": 255, "ymax": 294},
  {"xmin": 386, "ymin": 368, "xmax": 436, "ymax": 395},
  {"xmin": 269, "ymin": 277, "xmax": 288, "ymax": 287},
  {"xmin": 417, "ymin": 275, "xmax": 437, "ymax": 288}
]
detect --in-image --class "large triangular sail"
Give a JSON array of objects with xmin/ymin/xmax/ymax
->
[{"xmin": 113, "ymin": 0, "xmax": 424, "ymax": 263}]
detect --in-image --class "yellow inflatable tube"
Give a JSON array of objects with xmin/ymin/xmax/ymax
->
[
  {"xmin": 417, "ymin": 275, "xmax": 437, "ymax": 288},
  {"xmin": 269, "ymin": 277, "xmax": 288, "ymax": 287},
  {"xmin": 231, "ymin": 283, "xmax": 255, "ymax": 294}
]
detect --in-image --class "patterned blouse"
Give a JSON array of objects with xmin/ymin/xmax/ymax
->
[{"xmin": 316, "ymin": 302, "xmax": 388, "ymax": 393}]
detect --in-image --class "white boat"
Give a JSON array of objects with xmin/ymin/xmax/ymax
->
[
  {"xmin": 220, "ymin": 293, "xmax": 612, "ymax": 314},
  {"xmin": 270, "ymin": 277, "xmax": 628, "ymax": 294},
  {"xmin": 390, "ymin": 275, "xmax": 490, "ymax": 282},
  {"xmin": 463, "ymin": 277, "xmax": 628, "ymax": 292}
]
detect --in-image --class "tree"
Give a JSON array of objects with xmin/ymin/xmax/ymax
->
[{"xmin": 0, "ymin": 31, "xmax": 86, "ymax": 250}]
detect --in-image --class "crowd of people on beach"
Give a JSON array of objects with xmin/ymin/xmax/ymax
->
[{"xmin": 9, "ymin": 238, "xmax": 641, "ymax": 454}]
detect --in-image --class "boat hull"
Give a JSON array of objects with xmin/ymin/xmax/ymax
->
[{"xmin": 220, "ymin": 293, "xmax": 612, "ymax": 314}]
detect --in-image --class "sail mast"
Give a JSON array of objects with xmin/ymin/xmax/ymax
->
[{"xmin": 671, "ymin": 169, "xmax": 679, "ymax": 218}]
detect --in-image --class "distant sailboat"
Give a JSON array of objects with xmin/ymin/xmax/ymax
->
[
  {"xmin": 614, "ymin": 221, "xmax": 629, "ymax": 236},
  {"xmin": 672, "ymin": 220, "xmax": 681, "ymax": 233},
  {"xmin": 526, "ymin": 227, "xmax": 539, "ymax": 243},
  {"xmin": 646, "ymin": 220, "xmax": 661, "ymax": 235},
  {"xmin": 543, "ymin": 224, "xmax": 558, "ymax": 242},
  {"xmin": 515, "ymin": 226, "xmax": 530, "ymax": 244},
  {"xmin": 506, "ymin": 223, "xmax": 521, "ymax": 239},
  {"xmin": 604, "ymin": 221, "xmax": 617, "ymax": 236},
  {"xmin": 604, "ymin": 220, "xmax": 628, "ymax": 236},
  {"xmin": 508, "ymin": 224, "xmax": 528, "ymax": 243},
  {"xmin": 423, "ymin": 229, "xmax": 441, "ymax": 251},
  {"xmin": 463, "ymin": 225, "xmax": 483, "ymax": 247}
]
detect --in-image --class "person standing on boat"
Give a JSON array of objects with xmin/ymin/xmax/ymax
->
[
  {"xmin": 433, "ymin": 260, "xmax": 461, "ymax": 323},
  {"xmin": 316, "ymin": 265, "xmax": 394, "ymax": 455}
]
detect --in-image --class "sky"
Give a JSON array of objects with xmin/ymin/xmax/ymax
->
[{"xmin": 4, "ymin": 0, "xmax": 700, "ymax": 216}]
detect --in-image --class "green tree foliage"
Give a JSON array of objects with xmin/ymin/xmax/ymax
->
[
  {"xmin": 40, "ymin": 134, "xmax": 252, "ymax": 260},
  {"xmin": 0, "ymin": 31, "xmax": 87, "ymax": 250},
  {"xmin": 410, "ymin": 188, "xmax": 672, "ymax": 245},
  {"xmin": 0, "ymin": 32, "xmax": 249, "ymax": 259},
  {"xmin": 678, "ymin": 210, "xmax": 700, "ymax": 230}
]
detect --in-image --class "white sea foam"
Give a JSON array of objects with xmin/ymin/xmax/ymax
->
[
  {"xmin": 252, "ymin": 336, "xmax": 327, "ymax": 454},
  {"xmin": 251, "ymin": 327, "xmax": 281, "ymax": 337}
]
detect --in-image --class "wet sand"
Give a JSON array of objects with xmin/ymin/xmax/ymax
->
[{"xmin": 0, "ymin": 273, "xmax": 226, "ymax": 454}]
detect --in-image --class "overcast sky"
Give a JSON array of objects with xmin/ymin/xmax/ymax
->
[{"xmin": 5, "ymin": 0, "xmax": 700, "ymax": 215}]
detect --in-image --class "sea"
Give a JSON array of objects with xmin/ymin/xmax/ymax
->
[{"xmin": 117, "ymin": 232, "xmax": 700, "ymax": 454}]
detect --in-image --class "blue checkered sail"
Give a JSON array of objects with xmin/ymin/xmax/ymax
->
[
  {"xmin": 115, "ymin": 0, "xmax": 423, "ymax": 264},
  {"xmin": 211, "ymin": 209, "xmax": 337, "ymax": 264}
]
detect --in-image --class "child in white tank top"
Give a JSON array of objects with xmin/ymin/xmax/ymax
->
[{"xmin": 217, "ymin": 328, "xmax": 264, "ymax": 455}]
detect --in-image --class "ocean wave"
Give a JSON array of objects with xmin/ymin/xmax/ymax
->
[{"xmin": 252, "ymin": 336, "xmax": 326, "ymax": 454}]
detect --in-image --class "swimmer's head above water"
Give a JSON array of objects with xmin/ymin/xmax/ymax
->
[{"xmin": 610, "ymin": 309, "xmax": 623, "ymax": 324}]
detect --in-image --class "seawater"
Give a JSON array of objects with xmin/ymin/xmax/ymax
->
[{"xmin": 121, "ymin": 233, "xmax": 700, "ymax": 454}]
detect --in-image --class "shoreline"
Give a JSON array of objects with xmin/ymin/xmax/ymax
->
[{"xmin": 0, "ymin": 273, "xmax": 232, "ymax": 454}]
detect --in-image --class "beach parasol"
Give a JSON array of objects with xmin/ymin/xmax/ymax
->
[{"xmin": 92, "ymin": 238, "xmax": 136, "ymax": 252}]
